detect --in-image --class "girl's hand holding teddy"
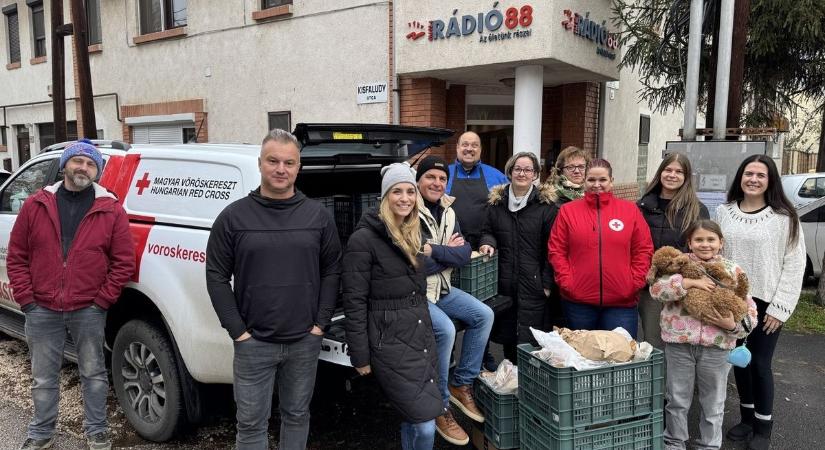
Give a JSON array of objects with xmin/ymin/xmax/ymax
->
[
  {"xmin": 682, "ymin": 276, "xmax": 716, "ymax": 292},
  {"xmin": 703, "ymin": 308, "xmax": 737, "ymax": 333}
]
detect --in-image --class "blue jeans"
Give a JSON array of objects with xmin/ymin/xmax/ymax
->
[
  {"xmin": 562, "ymin": 300, "xmax": 639, "ymax": 339},
  {"xmin": 233, "ymin": 332, "xmax": 322, "ymax": 450},
  {"xmin": 429, "ymin": 287, "xmax": 494, "ymax": 407},
  {"xmin": 400, "ymin": 419, "xmax": 436, "ymax": 450},
  {"xmin": 24, "ymin": 304, "xmax": 109, "ymax": 439}
]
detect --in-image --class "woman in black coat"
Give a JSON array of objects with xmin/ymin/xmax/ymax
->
[
  {"xmin": 636, "ymin": 152, "xmax": 708, "ymax": 349},
  {"xmin": 479, "ymin": 152, "xmax": 559, "ymax": 362},
  {"xmin": 343, "ymin": 163, "xmax": 442, "ymax": 450}
]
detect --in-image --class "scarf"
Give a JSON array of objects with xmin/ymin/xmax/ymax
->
[
  {"xmin": 554, "ymin": 175, "xmax": 584, "ymax": 202},
  {"xmin": 508, "ymin": 184, "xmax": 533, "ymax": 212}
]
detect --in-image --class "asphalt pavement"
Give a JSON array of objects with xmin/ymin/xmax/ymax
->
[{"xmin": 0, "ymin": 332, "xmax": 822, "ymax": 449}]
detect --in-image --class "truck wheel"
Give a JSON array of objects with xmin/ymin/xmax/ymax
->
[{"xmin": 112, "ymin": 320, "xmax": 185, "ymax": 442}]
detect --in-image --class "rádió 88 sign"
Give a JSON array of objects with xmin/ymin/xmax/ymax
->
[{"xmin": 505, "ymin": 5, "xmax": 533, "ymax": 29}]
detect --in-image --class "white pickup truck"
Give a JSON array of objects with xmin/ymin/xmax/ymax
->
[{"xmin": 0, "ymin": 124, "xmax": 517, "ymax": 442}]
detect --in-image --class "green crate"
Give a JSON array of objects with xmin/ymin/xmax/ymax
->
[
  {"xmin": 474, "ymin": 377, "xmax": 519, "ymax": 449},
  {"xmin": 450, "ymin": 254, "xmax": 498, "ymax": 301},
  {"xmin": 517, "ymin": 344, "xmax": 664, "ymax": 430},
  {"xmin": 519, "ymin": 404, "xmax": 663, "ymax": 450}
]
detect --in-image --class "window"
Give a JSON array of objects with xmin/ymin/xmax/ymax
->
[
  {"xmin": 38, "ymin": 121, "xmax": 78, "ymax": 150},
  {"xmin": 0, "ymin": 126, "xmax": 7, "ymax": 146},
  {"xmin": 3, "ymin": 5, "xmax": 21, "ymax": 64},
  {"xmin": 139, "ymin": 0, "xmax": 187, "ymax": 35},
  {"xmin": 28, "ymin": 1, "xmax": 46, "ymax": 58},
  {"xmin": 637, "ymin": 115, "xmax": 651, "ymax": 184},
  {"xmin": 86, "ymin": 0, "xmax": 102, "ymax": 45},
  {"xmin": 798, "ymin": 177, "xmax": 825, "ymax": 199},
  {"xmin": 263, "ymin": 0, "xmax": 293, "ymax": 8},
  {"xmin": 268, "ymin": 111, "xmax": 291, "ymax": 133},
  {"xmin": 182, "ymin": 127, "xmax": 196, "ymax": 143},
  {"xmin": 1, "ymin": 159, "xmax": 56, "ymax": 213},
  {"xmin": 639, "ymin": 115, "xmax": 651, "ymax": 145}
]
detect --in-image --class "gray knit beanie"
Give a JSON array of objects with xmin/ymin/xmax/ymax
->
[{"xmin": 380, "ymin": 162, "xmax": 417, "ymax": 198}]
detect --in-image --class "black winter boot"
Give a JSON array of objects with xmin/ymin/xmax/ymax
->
[
  {"xmin": 726, "ymin": 406, "xmax": 754, "ymax": 442},
  {"xmin": 748, "ymin": 418, "xmax": 773, "ymax": 450}
]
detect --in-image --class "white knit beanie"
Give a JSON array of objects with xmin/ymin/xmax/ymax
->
[{"xmin": 380, "ymin": 162, "xmax": 417, "ymax": 198}]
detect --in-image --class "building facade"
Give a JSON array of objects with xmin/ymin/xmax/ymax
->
[{"xmin": 0, "ymin": 0, "xmax": 683, "ymax": 191}]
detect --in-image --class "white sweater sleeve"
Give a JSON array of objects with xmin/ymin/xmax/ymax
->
[{"xmin": 766, "ymin": 225, "xmax": 806, "ymax": 322}]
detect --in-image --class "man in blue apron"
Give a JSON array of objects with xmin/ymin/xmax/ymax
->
[{"xmin": 446, "ymin": 131, "xmax": 508, "ymax": 250}]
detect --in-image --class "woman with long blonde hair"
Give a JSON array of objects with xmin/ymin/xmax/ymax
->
[
  {"xmin": 637, "ymin": 152, "xmax": 709, "ymax": 349},
  {"xmin": 343, "ymin": 163, "xmax": 441, "ymax": 450}
]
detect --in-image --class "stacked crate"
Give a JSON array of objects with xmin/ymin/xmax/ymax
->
[
  {"xmin": 451, "ymin": 254, "xmax": 498, "ymax": 301},
  {"xmin": 474, "ymin": 377, "xmax": 519, "ymax": 449},
  {"xmin": 516, "ymin": 344, "xmax": 665, "ymax": 450}
]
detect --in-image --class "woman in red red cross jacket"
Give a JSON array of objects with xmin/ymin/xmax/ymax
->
[{"xmin": 547, "ymin": 158, "xmax": 654, "ymax": 338}]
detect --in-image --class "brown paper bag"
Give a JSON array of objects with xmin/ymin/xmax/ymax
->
[{"xmin": 556, "ymin": 327, "xmax": 637, "ymax": 363}]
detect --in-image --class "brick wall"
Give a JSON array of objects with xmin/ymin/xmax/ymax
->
[
  {"xmin": 399, "ymin": 76, "xmax": 448, "ymax": 159},
  {"xmin": 120, "ymin": 99, "xmax": 207, "ymax": 143},
  {"xmin": 613, "ymin": 182, "xmax": 642, "ymax": 201},
  {"xmin": 444, "ymin": 84, "xmax": 466, "ymax": 159}
]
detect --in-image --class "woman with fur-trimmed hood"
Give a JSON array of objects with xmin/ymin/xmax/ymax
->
[{"xmin": 479, "ymin": 152, "xmax": 560, "ymax": 361}]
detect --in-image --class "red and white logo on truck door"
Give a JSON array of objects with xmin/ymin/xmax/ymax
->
[{"xmin": 135, "ymin": 172, "xmax": 151, "ymax": 195}]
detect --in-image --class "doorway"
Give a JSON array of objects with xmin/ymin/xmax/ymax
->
[
  {"xmin": 14, "ymin": 125, "xmax": 31, "ymax": 165},
  {"xmin": 465, "ymin": 94, "xmax": 514, "ymax": 173}
]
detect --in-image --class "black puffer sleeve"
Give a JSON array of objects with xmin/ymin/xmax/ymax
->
[{"xmin": 342, "ymin": 230, "xmax": 374, "ymax": 369}]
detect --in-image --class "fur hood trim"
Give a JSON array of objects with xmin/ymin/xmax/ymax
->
[{"xmin": 487, "ymin": 182, "xmax": 556, "ymax": 206}]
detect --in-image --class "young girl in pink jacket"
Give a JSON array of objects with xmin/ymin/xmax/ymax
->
[{"xmin": 649, "ymin": 219, "xmax": 757, "ymax": 450}]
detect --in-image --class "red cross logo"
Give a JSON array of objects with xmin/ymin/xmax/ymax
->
[
  {"xmin": 608, "ymin": 219, "xmax": 624, "ymax": 232},
  {"xmin": 135, "ymin": 172, "xmax": 151, "ymax": 195}
]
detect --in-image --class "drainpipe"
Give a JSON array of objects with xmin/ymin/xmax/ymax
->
[
  {"xmin": 683, "ymin": 0, "xmax": 704, "ymax": 141},
  {"xmin": 597, "ymin": 82, "xmax": 607, "ymax": 158},
  {"xmin": 712, "ymin": 0, "xmax": 735, "ymax": 140}
]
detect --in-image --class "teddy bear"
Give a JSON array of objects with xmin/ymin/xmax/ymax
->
[{"xmin": 646, "ymin": 246, "xmax": 750, "ymax": 323}]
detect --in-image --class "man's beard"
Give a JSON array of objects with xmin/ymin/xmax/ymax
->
[{"xmin": 71, "ymin": 173, "xmax": 92, "ymax": 189}]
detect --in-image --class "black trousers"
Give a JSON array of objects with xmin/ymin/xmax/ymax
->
[{"xmin": 733, "ymin": 298, "xmax": 782, "ymax": 416}]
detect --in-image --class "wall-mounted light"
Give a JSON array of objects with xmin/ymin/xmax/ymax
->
[{"xmin": 499, "ymin": 77, "xmax": 516, "ymax": 88}]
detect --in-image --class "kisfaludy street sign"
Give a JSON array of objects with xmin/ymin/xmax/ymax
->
[{"xmin": 356, "ymin": 82, "xmax": 388, "ymax": 104}]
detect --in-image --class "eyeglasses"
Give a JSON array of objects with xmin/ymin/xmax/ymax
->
[
  {"xmin": 563, "ymin": 164, "xmax": 586, "ymax": 173},
  {"xmin": 512, "ymin": 167, "xmax": 535, "ymax": 175}
]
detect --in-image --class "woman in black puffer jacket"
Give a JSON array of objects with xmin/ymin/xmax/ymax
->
[
  {"xmin": 344, "ymin": 163, "xmax": 442, "ymax": 450},
  {"xmin": 479, "ymin": 152, "xmax": 559, "ymax": 362},
  {"xmin": 636, "ymin": 152, "xmax": 708, "ymax": 349}
]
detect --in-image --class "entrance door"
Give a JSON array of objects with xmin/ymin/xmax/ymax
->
[
  {"xmin": 465, "ymin": 95, "xmax": 514, "ymax": 173},
  {"xmin": 15, "ymin": 126, "xmax": 30, "ymax": 164},
  {"xmin": 467, "ymin": 125, "xmax": 513, "ymax": 171}
]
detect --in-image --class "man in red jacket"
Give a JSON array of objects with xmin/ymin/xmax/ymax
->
[{"xmin": 8, "ymin": 139, "xmax": 135, "ymax": 450}]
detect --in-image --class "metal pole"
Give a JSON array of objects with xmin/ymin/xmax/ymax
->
[
  {"xmin": 51, "ymin": 0, "xmax": 66, "ymax": 142},
  {"xmin": 682, "ymin": 0, "xmax": 703, "ymax": 141},
  {"xmin": 713, "ymin": 0, "xmax": 735, "ymax": 140},
  {"xmin": 70, "ymin": 0, "xmax": 97, "ymax": 138}
]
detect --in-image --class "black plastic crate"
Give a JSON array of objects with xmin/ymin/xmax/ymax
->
[
  {"xmin": 318, "ymin": 195, "xmax": 353, "ymax": 242},
  {"xmin": 519, "ymin": 404, "xmax": 663, "ymax": 450},
  {"xmin": 352, "ymin": 192, "xmax": 380, "ymax": 227},
  {"xmin": 517, "ymin": 344, "xmax": 664, "ymax": 430},
  {"xmin": 474, "ymin": 377, "xmax": 519, "ymax": 449}
]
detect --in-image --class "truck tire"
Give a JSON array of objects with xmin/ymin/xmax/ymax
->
[{"xmin": 112, "ymin": 319, "xmax": 185, "ymax": 442}]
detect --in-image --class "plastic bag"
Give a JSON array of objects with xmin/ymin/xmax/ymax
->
[{"xmin": 479, "ymin": 359, "xmax": 518, "ymax": 395}]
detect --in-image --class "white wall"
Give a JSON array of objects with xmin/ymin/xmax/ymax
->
[
  {"xmin": 600, "ymin": 62, "xmax": 684, "ymax": 185},
  {"xmin": 1, "ymin": 0, "xmax": 392, "ymax": 151}
]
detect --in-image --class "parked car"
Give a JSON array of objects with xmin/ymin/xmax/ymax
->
[
  {"xmin": 782, "ymin": 172, "xmax": 825, "ymax": 209},
  {"xmin": 0, "ymin": 125, "xmax": 511, "ymax": 442},
  {"xmin": 795, "ymin": 195, "xmax": 825, "ymax": 279}
]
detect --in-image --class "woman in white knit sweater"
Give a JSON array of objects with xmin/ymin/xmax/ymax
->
[{"xmin": 716, "ymin": 155, "xmax": 805, "ymax": 450}]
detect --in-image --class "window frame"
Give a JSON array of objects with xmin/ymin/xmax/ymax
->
[
  {"xmin": 638, "ymin": 114, "xmax": 651, "ymax": 145},
  {"xmin": 27, "ymin": 0, "xmax": 46, "ymax": 58},
  {"xmin": 3, "ymin": 5, "xmax": 21, "ymax": 64},
  {"xmin": 85, "ymin": 0, "xmax": 102, "ymax": 45},
  {"xmin": 262, "ymin": 0, "xmax": 293, "ymax": 9},
  {"xmin": 267, "ymin": 111, "xmax": 292, "ymax": 133},
  {"xmin": 138, "ymin": 0, "xmax": 187, "ymax": 35},
  {"xmin": 0, "ymin": 157, "xmax": 59, "ymax": 214}
]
